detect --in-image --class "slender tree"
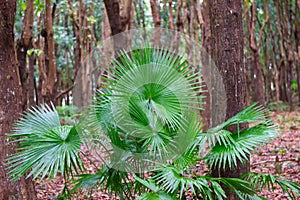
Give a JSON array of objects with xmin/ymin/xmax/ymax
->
[
  {"xmin": 208, "ymin": 0, "xmax": 249, "ymax": 199},
  {"xmin": 244, "ymin": 1, "xmax": 266, "ymax": 106},
  {"xmin": 16, "ymin": 0, "xmax": 35, "ymax": 109},
  {"xmin": 0, "ymin": 1, "xmax": 36, "ymax": 199},
  {"xmin": 201, "ymin": 0, "xmax": 212, "ymax": 129},
  {"xmin": 44, "ymin": 0, "xmax": 57, "ymax": 103},
  {"xmin": 103, "ymin": 0, "xmax": 127, "ymax": 52},
  {"xmin": 150, "ymin": 0, "xmax": 161, "ymax": 46}
]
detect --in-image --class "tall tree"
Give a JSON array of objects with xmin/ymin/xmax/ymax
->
[
  {"xmin": 244, "ymin": 1, "xmax": 266, "ymax": 106},
  {"xmin": 274, "ymin": 0, "xmax": 294, "ymax": 110},
  {"xmin": 201, "ymin": 0, "xmax": 212, "ymax": 130},
  {"xmin": 103, "ymin": 0, "xmax": 128, "ymax": 52},
  {"xmin": 44, "ymin": 0, "xmax": 57, "ymax": 103},
  {"xmin": 69, "ymin": 0, "xmax": 84, "ymax": 108},
  {"xmin": 208, "ymin": 0, "xmax": 249, "ymax": 199},
  {"xmin": 0, "ymin": 1, "xmax": 36, "ymax": 199},
  {"xmin": 16, "ymin": 0, "xmax": 35, "ymax": 109},
  {"xmin": 150, "ymin": 0, "xmax": 161, "ymax": 46}
]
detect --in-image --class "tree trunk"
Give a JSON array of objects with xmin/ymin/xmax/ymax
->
[
  {"xmin": 103, "ymin": 0, "xmax": 127, "ymax": 52},
  {"xmin": 16, "ymin": 0, "xmax": 34, "ymax": 109},
  {"xmin": 69, "ymin": 0, "xmax": 83, "ymax": 108},
  {"xmin": 150, "ymin": 0, "xmax": 161, "ymax": 28},
  {"xmin": 150, "ymin": 0, "xmax": 161, "ymax": 46},
  {"xmin": 264, "ymin": 38, "xmax": 272, "ymax": 103},
  {"xmin": 274, "ymin": 0, "xmax": 294, "ymax": 110},
  {"xmin": 269, "ymin": 17, "xmax": 280, "ymax": 111},
  {"xmin": 201, "ymin": 0, "xmax": 212, "ymax": 130},
  {"xmin": 208, "ymin": 0, "xmax": 249, "ymax": 199},
  {"xmin": 0, "ymin": 1, "xmax": 37, "ymax": 199},
  {"xmin": 28, "ymin": 54, "xmax": 35, "ymax": 107},
  {"xmin": 168, "ymin": 0, "xmax": 175, "ymax": 30},
  {"xmin": 120, "ymin": 0, "xmax": 133, "ymax": 31},
  {"xmin": 44, "ymin": 0, "xmax": 57, "ymax": 103},
  {"xmin": 249, "ymin": 50, "xmax": 265, "ymax": 106},
  {"xmin": 244, "ymin": 1, "xmax": 266, "ymax": 107}
]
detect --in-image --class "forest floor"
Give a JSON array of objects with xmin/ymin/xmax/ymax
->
[{"xmin": 35, "ymin": 111, "xmax": 300, "ymax": 200}]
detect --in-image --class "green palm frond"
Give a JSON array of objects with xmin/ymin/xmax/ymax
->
[
  {"xmin": 134, "ymin": 174, "xmax": 160, "ymax": 193},
  {"xmin": 134, "ymin": 174, "xmax": 178, "ymax": 200},
  {"xmin": 242, "ymin": 172, "xmax": 300, "ymax": 200},
  {"xmin": 72, "ymin": 172, "xmax": 104, "ymax": 191},
  {"xmin": 205, "ymin": 129, "xmax": 235, "ymax": 147},
  {"xmin": 238, "ymin": 194, "xmax": 267, "ymax": 200},
  {"xmin": 202, "ymin": 104, "xmax": 278, "ymax": 170},
  {"xmin": 74, "ymin": 166, "xmax": 134, "ymax": 199},
  {"xmin": 205, "ymin": 123, "xmax": 277, "ymax": 170},
  {"xmin": 189, "ymin": 104, "xmax": 274, "ymax": 163},
  {"xmin": 225, "ymin": 103, "xmax": 266, "ymax": 125},
  {"xmin": 170, "ymin": 114, "xmax": 202, "ymax": 167},
  {"xmin": 6, "ymin": 104, "xmax": 83, "ymax": 181},
  {"xmin": 84, "ymin": 47, "xmax": 204, "ymax": 174},
  {"xmin": 141, "ymin": 131, "xmax": 172, "ymax": 158},
  {"xmin": 103, "ymin": 166, "xmax": 133, "ymax": 199},
  {"xmin": 102, "ymin": 47, "xmax": 203, "ymax": 135},
  {"xmin": 137, "ymin": 192, "xmax": 178, "ymax": 200},
  {"xmin": 12, "ymin": 103, "xmax": 60, "ymax": 137},
  {"xmin": 208, "ymin": 103, "xmax": 267, "ymax": 134},
  {"xmin": 152, "ymin": 165, "xmax": 214, "ymax": 199},
  {"xmin": 212, "ymin": 177, "xmax": 256, "ymax": 199},
  {"xmin": 139, "ymin": 164, "xmax": 257, "ymax": 200}
]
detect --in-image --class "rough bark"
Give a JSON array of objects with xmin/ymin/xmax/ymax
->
[
  {"xmin": 168, "ymin": 0, "xmax": 174, "ymax": 30},
  {"xmin": 44, "ymin": 0, "xmax": 57, "ymax": 103},
  {"xmin": 150, "ymin": 0, "xmax": 161, "ymax": 46},
  {"xmin": 150, "ymin": 0, "xmax": 161, "ymax": 28},
  {"xmin": 201, "ymin": 0, "xmax": 212, "ymax": 130},
  {"xmin": 102, "ymin": 3, "xmax": 114, "ymax": 65},
  {"xmin": 28, "ymin": 54, "xmax": 35, "ymax": 107},
  {"xmin": 269, "ymin": 24, "xmax": 280, "ymax": 111},
  {"xmin": 120, "ymin": 0, "xmax": 133, "ymax": 31},
  {"xmin": 196, "ymin": 0, "xmax": 204, "ymax": 27},
  {"xmin": 68, "ymin": 0, "xmax": 83, "ymax": 108},
  {"xmin": 169, "ymin": 0, "xmax": 183, "ymax": 51},
  {"xmin": 274, "ymin": 0, "xmax": 294, "ymax": 110},
  {"xmin": 0, "ymin": 1, "xmax": 37, "ymax": 199},
  {"xmin": 103, "ymin": 0, "xmax": 127, "ymax": 52},
  {"xmin": 137, "ymin": 0, "xmax": 146, "ymax": 37},
  {"xmin": 244, "ymin": 1, "xmax": 266, "ymax": 107},
  {"xmin": 208, "ymin": 0, "xmax": 249, "ymax": 199},
  {"xmin": 16, "ymin": 0, "xmax": 34, "ymax": 109},
  {"xmin": 263, "ymin": 37, "xmax": 272, "ymax": 103}
]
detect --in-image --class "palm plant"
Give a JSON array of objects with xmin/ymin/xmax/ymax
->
[
  {"xmin": 6, "ymin": 47, "xmax": 300, "ymax": 199},
  {"xmin": 6, "ymin": 103, "xmax": 83, "ymax": 195},
  {"xmin": 242, "ymin": 172, "xmax": 300, "ymax": 199},
  {"xmin": 131, "ymin": 103, "xmax": 280, "ymax": 199}
]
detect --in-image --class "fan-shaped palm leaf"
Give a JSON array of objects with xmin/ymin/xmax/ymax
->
[
  {"xmin": 11, "ymin": 103, "xmax": 60, "ymax": 137},
  {"xmin": 152, "ymin": 164, "xmax": 214, "ymax": 199},
  {"xmin": 6, "ymin": 104, "xmax": 83, "ymax": 181},
  {"xmin": 85, "ymin": 47, "xmax": 203, "ymax": 172},
  {"xmin": 242, "ymin": 172, "xmax": 300, "ymax": 200},
  {"xmin": 140, "ymin": 164, "xmax": 256, "ymax": 200},
  {"xmin": 184, "ymin": 104, "xmax": 274, "ymax": 165},
  {"xmin": 101, "ymin": 47, "xmax": 202, "ymax": 134},
  {"xmin": 207, "ymin": 103, "xmax": 267, "ymax": 135},
  {"xmin": 205, "ymin": 123, "xmax": 277, "ymax": 170}
]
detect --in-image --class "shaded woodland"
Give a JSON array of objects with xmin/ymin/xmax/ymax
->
[
  {"xmin": 9, "ymin": 0, "xmax": 300, "ymax": 110},
  {"xmin": 0, "ymin": 0, "xmax": 300, "ymax": 199}
]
